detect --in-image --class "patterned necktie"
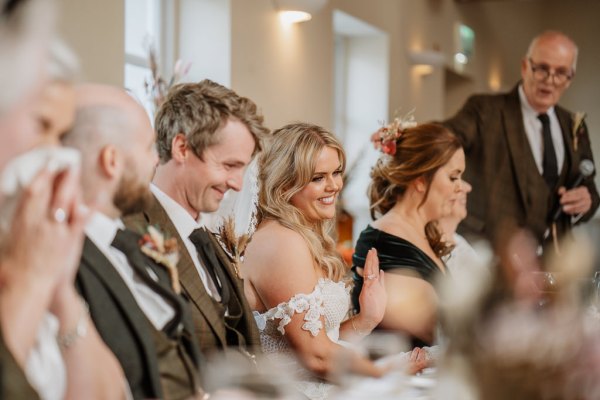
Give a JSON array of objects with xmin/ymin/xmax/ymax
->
[
  {"xmin": 188, "ymin": 228, "xmax": 231, "ymax": 305},
  {"xmin": 538, "ymin": 113, "xmax": 559, "ymax": 188}
]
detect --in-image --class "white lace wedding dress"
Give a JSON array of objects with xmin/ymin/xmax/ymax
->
[{"xmin": 253, "ymin": 278, "xmax": 351, "ymax": 400}]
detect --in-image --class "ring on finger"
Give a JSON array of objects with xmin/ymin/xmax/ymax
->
[
  {"xmin": 366, "ymin": 273, "xmax": 377, "ymax": 281},
  {"xmin": 52, "ymin": 207, "xmax": 67, "ymax": 223}
]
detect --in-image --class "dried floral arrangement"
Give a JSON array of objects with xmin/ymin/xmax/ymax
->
[
  {"xmin": 217, "ymin": 216, "xmax": 252, "ymax": 280},
  {"xmin": 144, "ymin": 46, "xmax": 191, "ymax": 110}
]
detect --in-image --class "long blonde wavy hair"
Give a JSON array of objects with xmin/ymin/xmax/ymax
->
[{"xmin": 258, "ymin": 123, "xmax": 347, "ymax": 281}]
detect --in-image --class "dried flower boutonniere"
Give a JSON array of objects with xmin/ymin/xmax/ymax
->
[
  {"xmin": 139, "ymin": 225, "xmax": 181, "ymax": 294},
  {"xmin": 571, "ymin": 111, "xmax": 587, "ymax": 152},
  {"xmin": 371, "ymin": 111, "xmax": 418, "ymax": 155},
  {"xmin": 217, "ymin": 216, "xmax": 251, "ymax": 280}
]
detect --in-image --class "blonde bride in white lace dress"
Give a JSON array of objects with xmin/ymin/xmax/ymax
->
[{"xmin": 242, "ymin": 123, "xmax": 409, "ymax": 399}]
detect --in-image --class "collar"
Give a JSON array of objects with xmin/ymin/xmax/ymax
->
[
  {"xmin": 150, "ymin": 183, "xmax": 202, "ymax": 240},
  {"xmin": 518, "ymin": 84, "xmax": 556, "ymax": 119},
  {"xmin": 84, "ymin": 211, "xmax": 125, "ymax": 249}
]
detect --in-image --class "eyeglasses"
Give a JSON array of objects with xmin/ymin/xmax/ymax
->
[{"xmin": 528, "ymin": 58, "xmax": 574, "ymax": 85}]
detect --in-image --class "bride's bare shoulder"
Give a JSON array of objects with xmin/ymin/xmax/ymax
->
[
  {"xmin": 244, "ymin": 220, "xmax": 312, "ymax": 272},
  {"xmin": 251, "ymin": 220, "xmax": 307, "ymax": 248}
]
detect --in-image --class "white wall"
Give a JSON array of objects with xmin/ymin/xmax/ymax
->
[
  {"xmin": 58, "ymin": 0, "xmax": 124, "ymax": 86},
  {"xmin": 333, "ymin": 21, "xmax": 389, "ymax": 241},
  {"xmin": 178, "ymin": 0, "xmax": 231, "ymax": 86}
]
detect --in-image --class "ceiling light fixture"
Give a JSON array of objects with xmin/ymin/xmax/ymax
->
[{"xmin": 273, "ymin": 0, "xmax": 328, "ymax": 24}]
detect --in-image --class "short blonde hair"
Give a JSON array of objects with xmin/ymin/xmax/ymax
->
[{"xmin": 154, "ymin": 79, "xmax": 269, "ymax": 163}]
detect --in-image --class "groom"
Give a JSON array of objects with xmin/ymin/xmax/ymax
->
[{"xmin": 125, "ymin": 80, "xmax": 269, "ymax": 358}]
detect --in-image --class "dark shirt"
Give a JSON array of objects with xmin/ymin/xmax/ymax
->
[{"xmin": 351, "ymin": 225, "xmax": 442, "ymax": 347}]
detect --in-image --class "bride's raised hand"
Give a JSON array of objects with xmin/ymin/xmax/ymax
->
[{"xmin": 357, "ymin": 248, "xmax": 386, "ymax": 332}]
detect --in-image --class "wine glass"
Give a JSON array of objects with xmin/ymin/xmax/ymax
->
[{"xmin": 531, "ymin": 271, "xmax": 558, "ymax": 308}]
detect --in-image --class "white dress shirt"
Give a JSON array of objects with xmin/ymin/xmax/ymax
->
[
  {"xmin": 150, "ymin": 184, "xmax": 222, "ymax": 301},
  {"xmin": 85, "ymin": 211, "xmax": 174, "ymax": 330},
  {"xmin": 519, "ymin": 85, "xmax": 565, "ymax": 175}
]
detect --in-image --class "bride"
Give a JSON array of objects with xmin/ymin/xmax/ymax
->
[{"xmin": 241, "ymin": 123, "xmax": 423, "ymax": 399}]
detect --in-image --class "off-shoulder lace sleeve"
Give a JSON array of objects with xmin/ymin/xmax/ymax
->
[{"xmin": 261, "ymin": 284, "xmax": 326, "ymax": 337}]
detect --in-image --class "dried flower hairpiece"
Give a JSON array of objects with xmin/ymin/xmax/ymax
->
[{"xmin": 371, "ymin": 111, "xmax": 418, "ymax": 155}]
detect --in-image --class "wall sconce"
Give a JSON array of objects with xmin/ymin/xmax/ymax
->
[
  {"xmin": 408, "ymin": 50, "xmax": 446, "ymax": 75},
  {"xmin": 274, "ymin": 0, "xmax": 328, "ymax": 24}
]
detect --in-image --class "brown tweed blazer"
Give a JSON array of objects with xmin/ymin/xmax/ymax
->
[
  {"xmin": 124, "ymin": 194, "xmax": 261, "ymax": 356},
  {"xmin": 443, "ymin": 85, "xmax": 599, "ymax": 246}
]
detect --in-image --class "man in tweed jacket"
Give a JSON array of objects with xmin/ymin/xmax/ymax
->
[{"xmin": 443, "ymin": 31, "xmax": 599, "ymax": 249}]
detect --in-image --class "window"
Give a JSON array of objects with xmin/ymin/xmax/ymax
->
[{"xmin": 124, "ymin": 0, "xmax": 173, "ymax": 116}]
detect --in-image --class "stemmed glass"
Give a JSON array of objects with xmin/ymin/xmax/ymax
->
[{"xmin": 531, "ymin": 271, "xmax": 558, "ymax": 308}]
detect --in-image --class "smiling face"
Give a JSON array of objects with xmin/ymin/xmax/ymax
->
[
  {"xmin": 290, "ymin": 146, "xmax": 343, "ymax": 223},
  {"xmin": 422, "ymin": 148, "xmax": 465, "ymax": 221},
  {"xmin": 521, "ymin": 34, "xmax": 576, "ymax": 113},
  {"xmin": 182, "ymin": 117, "xmax": 255, "ymax": 216}
]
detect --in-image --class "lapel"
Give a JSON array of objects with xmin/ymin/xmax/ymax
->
[
  {"xmin": 80, "ymin": 237, "xmax": 163, "ymax": 395},
  {"xmin": 142, "ymin": 195, "xmax": 228, "ymax": 346},
  {"xmin": 114, "ymin": 228, "xmax": 185, "ymax": 335},
  {"xmin": 501, "ymin": 86, "xmax": 539, "ymax": 212},
  {"xmin": 205, "ymin": 231, "xmax": 261, "ymax": 346},
  {"xmin": 556, "ymin": 106, "xmax": 576, "ymax": 185}
]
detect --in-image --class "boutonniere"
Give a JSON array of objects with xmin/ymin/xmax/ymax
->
[
  {"xmin": 216, "ymin": 216, "xmax": 251, "ymax": 279},
  {"xmin": 139, "ymin": 225, "xmax": 181, "ymax": 294},
  {"xmin": 572, "ymin": 111, "xmax": 587, "ymax": 151}
]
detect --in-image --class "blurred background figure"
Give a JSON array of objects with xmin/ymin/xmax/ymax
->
[
  {"xmin": 352, "ymin": 123, "xmax": 464, "ymax": 348},
  {"xmin": 438, "ymin": 180, "xmax": 482, "ymax": 276}
]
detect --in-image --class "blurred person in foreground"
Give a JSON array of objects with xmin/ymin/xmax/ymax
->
[
  {"xmin": 437, "ymin": 228, "xmax": 600, "ymax": 400},
  {"xmin": 62, "ymin": 84, "xmax": 205, "ymax": 399},
  {"xmin": 353, "ymin": 121, "xmax": 465, "ymax": 348},
  {"xmin": 243, "ymin": 123, "xmax": 427, "ymax": 400},
  {"xmin": 443, "ymin": 31, "xmax": 599, "ymax": 253},
  {"xmin": 0, "ymin": 1, "xmax": 126, "ymax": 398}
]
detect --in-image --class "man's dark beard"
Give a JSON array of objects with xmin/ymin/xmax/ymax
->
[{"xmin": 113, "ymin": 172, "xmax": 152, "ymax": 216}]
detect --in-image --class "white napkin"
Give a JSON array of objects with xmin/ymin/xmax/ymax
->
[{"xmin": 1, "ymin": 146, "xmax": 80, "ymax": 196}]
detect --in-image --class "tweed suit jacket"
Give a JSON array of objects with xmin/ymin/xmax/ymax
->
[
  {"xmin": 443, "ymin": 85, "xmax": 599, "ymax": 246},
  {"xmin": 124, "ymin": 194, "xmax": 261, "ymax": 356},
  {"xmin": 75, "ymin": 235, "xmax": 201, "ymax": 400}
]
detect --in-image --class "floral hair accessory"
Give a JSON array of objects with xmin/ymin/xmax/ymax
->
[
  {"xmin": 371, "ymin": 111, "xmax": 418, "ymax": 155},
  {"xmin": 139, "ymin": 225, "xmax": 181, "ymax": 294}
]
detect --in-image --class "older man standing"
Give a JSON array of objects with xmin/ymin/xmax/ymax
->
[
  {"xmin": 444, "ymin": 31, "xmax": 599, "ymax": 250},
  {"xmin": 125, "ymin": 80, "xmax": 269, "ymax": 360}
]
